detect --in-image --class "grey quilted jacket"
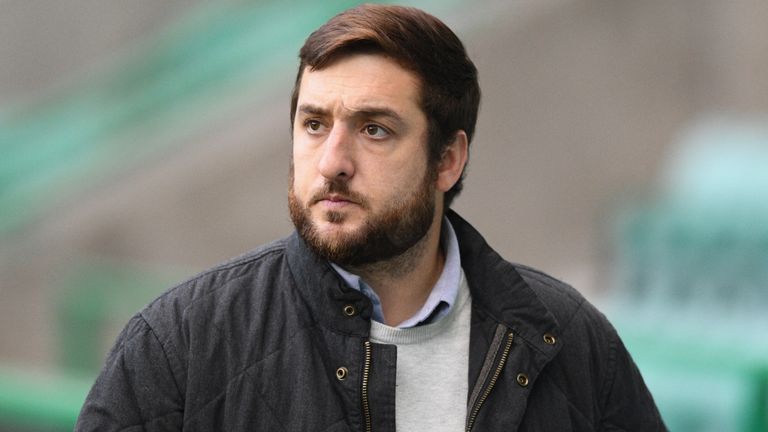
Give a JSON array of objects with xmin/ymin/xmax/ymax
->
[{"xmin": 76, "ymin": 211, "xmax": 665, "ymax": 431}]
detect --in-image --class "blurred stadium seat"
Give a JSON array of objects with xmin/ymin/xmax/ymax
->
[{"xmin": 609, "ymin": 117, "xmax": 768, "ymax": 431}]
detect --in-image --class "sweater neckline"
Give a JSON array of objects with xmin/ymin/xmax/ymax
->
[{"xmin": 369, "ymin": 269, "xmax": 470, "ymax": 345}]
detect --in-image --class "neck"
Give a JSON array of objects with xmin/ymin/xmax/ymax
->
[{"xmin": 346, "ymin": 211, "xmax": 445, "ymax": 326}]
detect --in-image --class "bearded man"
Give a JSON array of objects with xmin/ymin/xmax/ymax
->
[{"xmin": 77, "ymin": 4, "xmax": 665, "ymax": 431}]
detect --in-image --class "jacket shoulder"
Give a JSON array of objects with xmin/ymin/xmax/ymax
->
[
  {"xmin": 511, "ymin": 263, "xmax": 602, "ymax": 329},
  {"xmin": 133, "ymin": 237, "xmax": 299, "ymax": 383},
  {"xmin": 140, "ymin": 237, "xmax": 290, "ymax": 323},
  {"xmin": 78, "ymin": 236, "xmax": 313, "ymax": 430}
]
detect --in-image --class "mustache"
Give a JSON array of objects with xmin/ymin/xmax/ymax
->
[{"xmin": 309, "ymin": 180, "xmax": 368, "ymax": 208}]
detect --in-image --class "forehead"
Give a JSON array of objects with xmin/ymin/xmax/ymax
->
[{"xmin": 296, "ymin": 54, "xmax": 423, "ymax": 117}]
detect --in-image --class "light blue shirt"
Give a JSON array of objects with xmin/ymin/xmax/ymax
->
[{"xmin": 331, "ymin": 217, "xmax": 462, "ymax": 328}]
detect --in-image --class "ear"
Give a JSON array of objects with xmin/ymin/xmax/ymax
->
[{"xmin": 435, "ymin": 130, "xmax": 469, "ymax": 193}]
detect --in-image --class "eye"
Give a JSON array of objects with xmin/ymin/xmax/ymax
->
[
  {"xmin": 305, "ymin": 119, "xmax": 324, "ymax": 134},
  {"xmin": 363, "ymin": 124, "xmax": 390, "ymax": 139}
]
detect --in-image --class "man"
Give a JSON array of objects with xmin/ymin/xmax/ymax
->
[{"xmin": 77, "ymin": 4, "xmax": 665, "ymax": 431}]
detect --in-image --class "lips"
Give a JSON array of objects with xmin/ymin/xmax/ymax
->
[
  {"xmin": 325, "ymin": 194, "xmax": 355, "ymax": 203},
  {"xmin": 308, "ymin": 182, "xmax": 367, "ymax": 209},
  {"xmin": 315, "ymin": 194, "xmax": 357, "ymax": 209}
]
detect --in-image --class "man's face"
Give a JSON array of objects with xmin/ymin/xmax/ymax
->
[{"xmin": 288, "ymin": 53, "xmax": 437, "ymax": 266}]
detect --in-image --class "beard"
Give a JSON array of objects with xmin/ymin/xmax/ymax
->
[{"xmin": 288, "ymin": 168, "xmax": 437, "ymax": 267}]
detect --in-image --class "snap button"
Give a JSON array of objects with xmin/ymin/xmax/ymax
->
[
  {"xmin": 343, "ymin": 305, "xmax": 357, "ymax": 317},
  {"xmin": 543, "ymin": 333, "xmax": 556, "ymax": 345},
  {"xmin": 516, "ymin": 373, "xmax": 529, "ymax": 387},
  {"xmin": 336, "ymin": 367, "xmax": 348, "ymax": 381}
]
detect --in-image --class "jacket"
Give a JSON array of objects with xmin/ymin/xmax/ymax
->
[{"xmin": 76, "ymin": 211, "xmax": 666, "ymax": 431}]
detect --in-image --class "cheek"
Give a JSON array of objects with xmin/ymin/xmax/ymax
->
[
  {"xmin": 290, "ymin": 155, "xmax": 312, "ymax": 194},
  {"xmin": 371, "ymin": 158, "xmax": 427, "ymax": 195},
  {"xmin": 292, "ymin": 136, "xmax": 321, "ymax": 171},
  {"xmin": 291, "ymin": 136, "xmax": 313, "ymax": 166}
]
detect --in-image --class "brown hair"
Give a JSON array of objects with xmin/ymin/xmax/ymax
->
[{"xmin": 290, "ymin": 4, "xmax": 481, "ymax": 208}]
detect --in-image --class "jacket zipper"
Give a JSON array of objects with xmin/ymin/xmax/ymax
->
[
  {"xmin": 465, "ymin": 331, "xmax": 514, "ymax": 431},
  {"xmin": 362, "ymin": 340, "xmax": 373, "ymax": 432}
]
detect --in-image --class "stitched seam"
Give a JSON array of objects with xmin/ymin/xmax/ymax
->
[
  {"xmin": 179, "ymin": 271, "xmax": 260, "ymax": 314},
  {"xmin": 517, "ymin": 267, "xmax": 584, "ymax": 304},
  {"xmin": 157, "ymin": 246, "xmax": 307, "ymax": 386},
  {"xmin": 539, "ymin": 371, "xmax": 597, "ymax": 429},
  {"xmin": 599, "ymin": 327, "xmax": 620, "ymax": 413},
  {"xmin": 467, "ymin": 324, "xmax": 507, "ymax": 410},
  {"xmin": 141, "ymin": 247, "xmax": 289, "ymax": 357},
  {"xmin": 182, "ymin": 379, "xmax": 289, "ymax": 431},
  {"xmin": 177, "ymin": 258, "xmax": 305, "ymax": 324},
  {"xmin": 188, "ymin": 266, "xmax": 316, "ymax": 368},
  {"xmin": 513, "ymin": 264, "xmax": 568, "ymax": 285},
  {"xmin": 114, "ymin": 408, "xmax": 182, "ymax": 431},
  {"xmin": 472, "ymin": 304, "xmax": 546, "ymax": 356},
  {"xmin": 556, "ymin": 296, "xmax": 587, "ymax": 335},
  {"xmin": 139, "ymin": 314, "xmax": 184, "ymax": 399},
  {"xmin": 506, "ymin": 298, "xmax": 585, "ymax": 357},
  {"xmin": 600, "ymin": 424, "xmax": 631, "ymax": 432},
  {"xmin": 106, "ymin": 317, "xmax": 183, "ymax": 427},
  {"xmin": 106, "ymin": 314, "xmax": 149, "ymax": 358},
  {"xmin": 181, "ymin": 321, "xmax": 318, "ymax": 427},
  {"xmin": 242, "ymin": 367, "xmax": 291, "ymax": 432},
  {"xmin": 153, "ymin": 244, "xmax": 286, "ymax": 305},
  {"xmin": 190, "ymin": 243, "xmax": 286, "ymax": 278},
  {"xmin": 492, "ymin": 265, "xmax": 587, "ymax": 353},
  {"xmin": 322, "ymin": 417, "xmax": 352, "ymax": 431}
]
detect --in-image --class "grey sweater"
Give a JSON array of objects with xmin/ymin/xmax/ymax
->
[{"xmin": 370, "ymin": 270, "xmax": 471, "ymax": 431}]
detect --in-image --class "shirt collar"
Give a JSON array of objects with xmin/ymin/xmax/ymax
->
[{"xmin": 331, "ymin": 216, "xmax": 462, "ymax": 328}]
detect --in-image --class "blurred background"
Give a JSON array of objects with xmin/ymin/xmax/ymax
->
[{"xmin": 1, "ymin": 0, "xmax": 767, "ymax": 430}]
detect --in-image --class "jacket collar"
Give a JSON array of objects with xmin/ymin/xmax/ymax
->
[
  {"xmin": 284, "ymin": 210, "xmax": 562, "ymax": 352},
  {"xmin": 446, "ymin": 210, "xmax": 561, "ymax": 356},
  {"xmin": 285, "ymin": 232, "xmax": 373, "ymax": 337}
]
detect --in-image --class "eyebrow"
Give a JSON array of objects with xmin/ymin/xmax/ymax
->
[
  {"xmin": 297, "ymin": 103, "xmax": 407, "ymax": 127},
  {"xmin": 297, "ymin": 104, "xmax": 329, "ymax": 116}
]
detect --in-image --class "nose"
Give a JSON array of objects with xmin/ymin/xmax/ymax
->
[{"xmin": 317, "ymin": 124, "xmax": 355, "ymax": 180}]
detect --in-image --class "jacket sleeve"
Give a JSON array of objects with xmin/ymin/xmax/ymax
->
[
  {"xmin": 599, "ymin": 326, "xmax": 667, "ymax": 431},
  {"xmin": 75, "ymin": 314, "xmax": 184, "ymax": 431}
]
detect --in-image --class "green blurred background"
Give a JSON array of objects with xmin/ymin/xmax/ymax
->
[{"xmin": 1, "ymin": 0, "xmax": 768, "ymax": 430}]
